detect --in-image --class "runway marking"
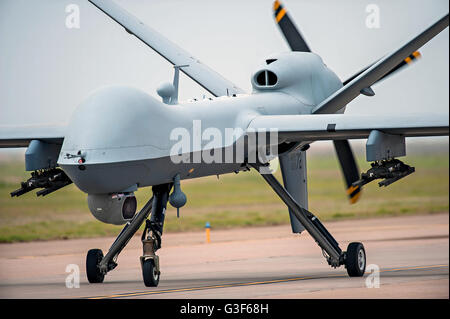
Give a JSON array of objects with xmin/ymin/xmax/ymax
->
[
  {"xmin": 365, "ymin": 234, "xmax": 449, "ymax": 242},
  {"xmin": 86, "ymin": 264, "xmax": 448, "ymax": 299}
]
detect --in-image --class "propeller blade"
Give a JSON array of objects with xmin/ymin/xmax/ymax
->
[
  {"xmin": 335, "ymin": 51, "xmax": 421, "ymax": 203},
  {"xmin": 343, "ymin": 51, "xmax": 422, "ymax": 86},
  {"xmin": 333, "ymin": 140, "xmax": 362, "ymax": 204},
  {"xmin": 273, "ymin": 0, "xmax": 311, "ymax": 52},
  {"xmin": 272, "ymin": 1, "xmax": 363, "ymax": 203},
  {"xmin": 313, "ymin": 13, "xmax": 449, "ymax": 115}
]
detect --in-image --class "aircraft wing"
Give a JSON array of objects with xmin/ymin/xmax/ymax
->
[
  {"xmin": 88, "ymin": 0, "xmax": 245, "ymax": 97},
  {"xmin": 0, "ymin": 125, "xmax": 65, "ymax": 148},
  {"xmin": 247, "ymin": 114, "xmax": 449, "ymax": 142},
  {"xmin": 313, "ymin": 14, "xmax": 449, "ymax": 114}
]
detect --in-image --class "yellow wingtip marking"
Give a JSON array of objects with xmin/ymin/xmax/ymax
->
[
  {"xmin": 85, "ymin": 264, "xmax": 449, "ymax": 299},
  {"xmin": 273, "ymin": 0, "xmax": 281, "ymax": 11},
  {"xmin": 347, "ymin": 185, "xmax": 361, "ymax": 204},
  {"xmin": 276, "ymin": 8, "xmax": 286, "ymax": 22},
  {"xmin": 413, "ymin": 51, "xmax": 422, "ymax": 59},
  {"xmin": 404, "ymin": 56, "xmax": 413, "ymax": 64}
]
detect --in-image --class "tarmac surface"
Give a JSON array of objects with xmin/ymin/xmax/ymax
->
[{"xmin": 0, "ymin": 213, "xmax": 448, "ymax": 299}]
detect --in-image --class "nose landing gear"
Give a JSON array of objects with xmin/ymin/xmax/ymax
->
[
  {"xmin": 140, "ymin": 184, "xmax": 170, "ymax": 287},
  {"xmin": 85, "ymin": 184, "xmax": 171, "ymax": 287},
  {"xmin": 85, "ymin": 194, "xmax": 154, "ymax": 284},
  {"xmin": 140, "ymin": 224, "xmax": 161, "ymax": 287}
]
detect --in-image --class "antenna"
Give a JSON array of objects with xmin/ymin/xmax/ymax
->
[{"xmin": 171, "ymin": 64, "xmax": 189, "ymax": 104}]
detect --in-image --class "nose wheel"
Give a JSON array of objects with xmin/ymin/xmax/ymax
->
[
  {"xmin": 142, "ymin": 258, "xmax": 160, "ymax": 287},
  {"xmin": 139, "ymin": 184, "xmax": 170, "ymax": 287},
  {"xmin": 345, "ymin": 242, "xmax": 366, "ymax": 277},
  {"xmin": 140, "ymin": 220, "xmax": 163, "ymax": 287}
]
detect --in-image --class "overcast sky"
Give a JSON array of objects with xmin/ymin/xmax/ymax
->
[{"xmin": 0, "ymin": 0, "xmax": 448, "ymax": 150}]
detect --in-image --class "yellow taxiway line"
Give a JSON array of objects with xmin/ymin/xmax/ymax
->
[{"xmin": 86, "ymin": 264, "xmax": 448, "ymax": 299}]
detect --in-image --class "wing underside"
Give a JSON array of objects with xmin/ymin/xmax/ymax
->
[
  {"xmin": 248, "ymin": 114, "xmax": 449, "ymax": 142},
  {"xmin": 0, "ymin": 125, "xmax": 65, "ymax": 148}
]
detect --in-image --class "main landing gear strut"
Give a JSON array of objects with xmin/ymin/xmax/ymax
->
[
  {"xmin": 250, "ymin": 163, "xmax": 366, "ymax": 277},
  {"xmin": 86, "ymin": 184, "xmax": 171, "ymax": 287},
  {"xmin": 86, "ymin": 164, "xmax": 365, "ymax": 285}
]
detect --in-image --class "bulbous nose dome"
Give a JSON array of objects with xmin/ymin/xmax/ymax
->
[
  {"xmin": 58, "ymin": 85, "xmax": 176, "ymax": 194},
  {"xmin": 60, "ymin": 85, "xmax": 170, "ymax": 163}
]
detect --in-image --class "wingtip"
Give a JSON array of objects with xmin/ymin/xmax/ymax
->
[
  {"xmin": 273, "ymin": 0, "xmax": 281, "ymax": 11},
  {"xmin": 405, "ymin": 51, "xmax": 422, "ymax": 64},
  {"xmin": 273, "ymin": 1, "xmax": 287, "ymax": 23}
]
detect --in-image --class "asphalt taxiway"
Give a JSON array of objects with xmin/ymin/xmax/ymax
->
[{"xmin": 0, "ymin": 213, "xmax": 448, "ymax": 299}]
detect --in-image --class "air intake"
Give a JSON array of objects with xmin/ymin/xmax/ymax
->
[{"xmin": 255, "ymin": 70, "xmax": 278, "ymax": 86}]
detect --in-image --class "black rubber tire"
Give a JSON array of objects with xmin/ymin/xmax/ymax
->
[
  {"xmin": 345, "ymin": 242, "xmax": 366, "ymax": 277},
  {"xmin": 86, "ymin": 249, "xmax": 105, "ymax": 283},
  {"xmin": 142, "ymin": 259, "xmax": 160, "ymax": 287}
]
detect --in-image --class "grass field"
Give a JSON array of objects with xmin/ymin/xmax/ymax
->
[{"xmin": 0, "ymin": 146, "xmax": 448, "ymax": 243}]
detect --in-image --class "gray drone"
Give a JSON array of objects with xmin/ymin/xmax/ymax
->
[{"xmin": 1, "ymin": 0, "xmax": 448, "ymax": 287}]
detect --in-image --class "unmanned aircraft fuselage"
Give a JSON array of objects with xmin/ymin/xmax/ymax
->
[
  {"xmin": 59, "ymin": 52, "xmax": 341, "ymax": 194},
  {"xmin": 2, "ymin": 0, "xmax": 448, "ymax": 286}
]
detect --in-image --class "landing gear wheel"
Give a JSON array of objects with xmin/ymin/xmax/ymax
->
[
  {"xmin": 142, "ymin": 259, "xmax": 160, "ymax": 287},
  {"xmin": 345, "ymin": 242, "xmax": 366, "ymax": 277},
  {"xmin": 86, "ymin": 249, "xmax": 105, "ymax": 283}
]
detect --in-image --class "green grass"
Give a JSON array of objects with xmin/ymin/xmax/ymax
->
[{"xmin": 0, "ymin": 151, "xmax": 448, "ymax": 243}]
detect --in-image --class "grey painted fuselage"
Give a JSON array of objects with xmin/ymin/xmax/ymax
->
[{"xmin": 58, "ymin": 52, "xmax": 342, "ymax": 194}]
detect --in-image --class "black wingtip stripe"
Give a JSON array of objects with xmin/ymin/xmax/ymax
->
[{"xmin": 274, "ymin": 5, "xmax": 283, "ymax": 17}]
